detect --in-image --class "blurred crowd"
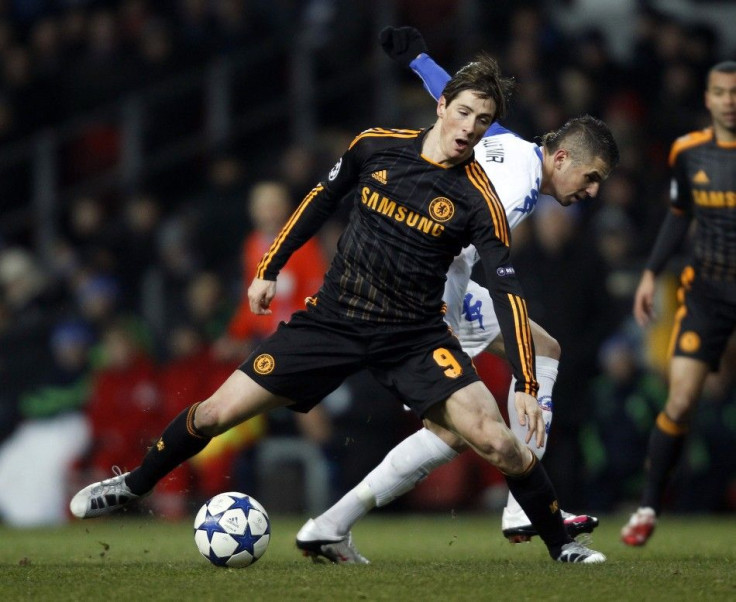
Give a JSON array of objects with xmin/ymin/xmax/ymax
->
[{"xmin": 1, "ymin": 0, "xmax": 736, "ymax": 527}]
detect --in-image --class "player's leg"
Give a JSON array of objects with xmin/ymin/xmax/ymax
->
[
  {"xmin": 295, "ymin": 318, "xmax": 476, "ymax": 564},
  {"xmin": 296, "ymin": 423, "xmax": 466, "ymax": 563},
  {"xmin": 621, "ymin": 356, "xmax": 709, "ymax": 546},
  {"xmin": 622, "ymin": 277, "xmax": 732, "ymax": 546},
  {"xmin": 296, "ymin": 318, "xmax": 479, "ymax": 564},
  {"xmin": 501, "ymin": 322, "xmax": 558, "ymax": 540},
  {"xmin": 461, "ymin": 280, "xmax": 599, "ymax": 541},
  {"xmin": 426, "ymin": 381, "xmax": 605, "ymax": 563},
  {"xmin": 70, "ymin": 370, "xmax": 290, "ymax": 518},
  {"xmin": 71, "ymin": 311, "xmax": 357, "ymax": 520},
  {"xmin": 500, "ymin": 321, "xmax": 599, "ymax": 541}
]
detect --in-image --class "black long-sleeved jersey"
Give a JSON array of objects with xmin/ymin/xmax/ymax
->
[
  {"xmin": 649, "ymin": 128, "xmax": 736, "ymax": 284},
  {"xmin": 256, "ymin": 127, "xmax": 537, "ymax": 395}
]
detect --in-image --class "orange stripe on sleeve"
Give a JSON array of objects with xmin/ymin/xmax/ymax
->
[
  {"xmin": 465, "ymin": 162, "xmax": 509, "ymax": 246},
  {"xmin": 348, "ymin": 128, "xmax": 421, "ymax": 149},
  {"xmin": 508, "ymin": 293, "xmax": 536, "ymax": 394},
  {"xmin": 255, "ymin": 184, "xmax": 323, "ymax": 279}
]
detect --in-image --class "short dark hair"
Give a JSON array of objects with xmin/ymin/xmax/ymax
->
[
  {"xmin": 541, "ymin": 115, "xmax": 619, "ymax": 170},
  {"xmin": 710, "ymin": 60, "xmax": 736, "ymax": 77},
  {"xmin": 441, "ymin": 53, "xmax": 514, "ymax": 122}
]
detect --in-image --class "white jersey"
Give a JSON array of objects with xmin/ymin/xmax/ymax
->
[
  {"xmin": 451, "ymin": 125, "xmax": 545, "ymax": 275},
  {"xmin": 443, "ymin": 125, "xmax": 551, "ymax": 356}
]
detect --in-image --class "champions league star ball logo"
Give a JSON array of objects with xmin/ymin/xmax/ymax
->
[
  {"xmin": 193, "ymin": 492, "xmax": 271, "ymax": 568},
  {"xmin": 328, "ymin": 158, "xmax": 342, "ymax": 181}
]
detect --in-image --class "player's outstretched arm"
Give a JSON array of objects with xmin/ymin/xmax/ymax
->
[
  {"xmin": 379, "ymin": 26, "xmax": 428, "ymax": 67},
  {"xmin": 379, "ymin": 25, "xmax": 450, "ymax": 102}
]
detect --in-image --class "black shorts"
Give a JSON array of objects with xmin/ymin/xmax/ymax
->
[
  {"xmin": 670, "ymin": 267, "xmax": 736, "ymax": 370},
  {"xmin": 239, "ymin": 306, "xmax": 481, "ymax": 416}
]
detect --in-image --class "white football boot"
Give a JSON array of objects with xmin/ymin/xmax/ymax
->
[
  {"xmin": 556, "ymin": 541, "xmax": 606, "ymax": 564},
  {"xmin": 296, "ymin": 518, "xmax": 369, "ymax": 565},
  {"xmin": 69, "ymin": 467, "xmax": 147, "ymax": 519}
]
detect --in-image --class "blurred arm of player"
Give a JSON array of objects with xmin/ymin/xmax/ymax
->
[
  {"xmin": 633, "ymin": 209, "xmax": 691, "ymax": 327},
  {"xmin": 632, "ymin": 269, "xmax": 657, "ymax": 327},
  {"xmin": 248, "ymin": 278, "xmax": 277, "ymax": 315}
]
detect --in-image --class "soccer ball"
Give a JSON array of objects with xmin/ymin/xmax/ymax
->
[{"xmin": 193, "ymin": 492, "xmax": 271, "ymax": 568}]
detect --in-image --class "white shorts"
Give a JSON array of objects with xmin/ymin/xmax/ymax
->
[{"xmin": 449, "ymin": 279, "xmax": 500, "ymax": 358}]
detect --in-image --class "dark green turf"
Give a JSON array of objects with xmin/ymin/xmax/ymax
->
[{"xmin": 2, "ymin": 513, "xmax": 735, "ymax": 601}]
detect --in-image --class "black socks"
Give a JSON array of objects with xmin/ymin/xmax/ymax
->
[
  {"xmin": 125, "ymin": 403, "xmax": 211, "ymax": 495},
  {"xmin": 504, "ymin": 454, "xmax": 570, "ymax": 559},
  {"xmin": 640, "ymin": 411, "xmax": 688, "ymax": 513}
]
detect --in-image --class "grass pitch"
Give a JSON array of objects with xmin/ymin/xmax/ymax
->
[{"xmin": 2, "ymin": 512, "xmax": 735, "ymax": 601}]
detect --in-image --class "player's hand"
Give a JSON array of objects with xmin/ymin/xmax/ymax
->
[
  {"xmin": 379, "ymin": 26, "xmax": 428, "ymax": 68},
  {"xmin": 248, "ymin": 277, "xmax": 276, "ymax": 315},
  {"xmin": 514, "ymin": 391, "xmax": 545, "ymax": 449},
  {"xmin": 633, "ymin": 269, "xmax": 657, "ymax": 327}
]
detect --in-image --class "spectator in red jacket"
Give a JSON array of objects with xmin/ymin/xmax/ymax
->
[
  {"xmin": 216, "ymin": 180, "xmax": 328, "ymax": 360},
  {"xmin": 81, "ymin": 319, "xmax": 162, "ymax": 490}
]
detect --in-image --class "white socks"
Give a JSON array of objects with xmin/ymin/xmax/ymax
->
[
  {"xmin": 505, "ymin": 355, "xmax": 558, "ymax": 515},
  {"xmin": 314, "ymin": 428, "xmax": 458, "ymax": 536}
]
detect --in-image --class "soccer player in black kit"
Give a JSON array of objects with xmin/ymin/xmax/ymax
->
[
  {"xmin": 622, "ymin": 61, "xmax": 736, "ymax": 546},
  {"xmin": 70, "ymin": 54, "xmax": 605, "ymax": 563}
]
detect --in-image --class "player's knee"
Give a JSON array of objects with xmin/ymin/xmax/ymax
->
[
  {"xmin": 424, "ymin": 422, "xmax": 467, "ymax": 452},
  {"xmin": 192, "ymin": 399, "xmax": 230, "ymax": 437},
  {"xmin": 664, "ymin": 395, "xmax": 696, "ymax": 422},
  {"xmin": 493, "ymin": 428, "xmax": 521, "ymax": 462},
  {"xmin": 467, "ymin": 421, "xmax": 515, "ymax": 462}
]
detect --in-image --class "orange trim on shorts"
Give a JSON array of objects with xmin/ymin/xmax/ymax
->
[
  {"xmin": 656, "ymin": 411, "xmax": 689, "ymax": 436},
  {"xmin": 667, "ymin": 304, "xmax": 687, "ymax": 360},
  {"xmin": 667, "ymin": 265, "xmax": 694, "ymax": 359}
]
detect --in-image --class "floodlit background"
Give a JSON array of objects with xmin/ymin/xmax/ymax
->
[{"xmin": 1, "ymin": 0, "xmax": 735, "ymax": 528}]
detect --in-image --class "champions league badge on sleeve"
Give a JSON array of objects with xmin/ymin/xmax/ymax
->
[{"xmin": 328, "ymin": 158, "xmax": 342, "ymax": 181}]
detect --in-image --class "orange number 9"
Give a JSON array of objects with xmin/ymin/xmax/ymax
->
[{"xmin": 433, "ymin": 348, "xmax": 463, "ymax": 379}]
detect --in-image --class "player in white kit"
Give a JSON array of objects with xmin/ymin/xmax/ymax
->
[{"xmin": 296, "ymin": 27, "xmax": 619, "ymax": 564}]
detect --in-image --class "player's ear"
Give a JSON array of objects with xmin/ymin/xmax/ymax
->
[
  {"xmin": 553, "ymin": 148, "xmax": 569, "ymax": 169},
  {"xmin": 437, "ymin": 95, "xmax": 447, "ymax": 118}
]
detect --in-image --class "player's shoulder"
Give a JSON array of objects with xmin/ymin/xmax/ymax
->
[
  {"xmin": 348, "ymin": 127, "xmax": 423, "ymax": 151},
  {"xmin": 485, "ymin": 121, "xmax": 525, "ymax": 141},
  {"xmin": 464, "ymin": 158, "xmax": 505, "ymax": 209},
  {"xmin": 480, "ymin": 123, "xmax": 541, "ymax": 163},
  {"xmin": 668, "ymin": 127, "xmax": 714, "ymax": 166}
]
